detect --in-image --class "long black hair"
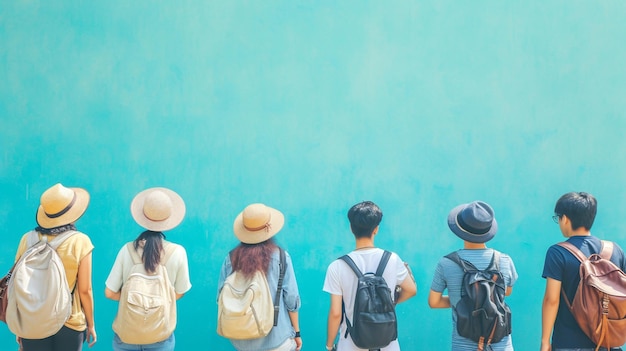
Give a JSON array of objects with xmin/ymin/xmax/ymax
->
[{"xmin": 134, "ymin": 230, "xmax": 166, "ymax": 273}]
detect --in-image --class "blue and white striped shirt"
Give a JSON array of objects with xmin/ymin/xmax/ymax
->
[{"xmin": 431, "ymin": 248, "xmax": 518, "ymax": 351}]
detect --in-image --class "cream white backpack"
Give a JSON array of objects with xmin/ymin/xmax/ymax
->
[
  {"xmin": 6, "ymin": 230, "xmax": 77, "ymax": 339},
  {"xmin": 217, "ymin": 248, "xmax": 286, "ymax": 340},
  {"xmin": 113, "ymin": 242, "xmax": 177, "ymax": 344}
]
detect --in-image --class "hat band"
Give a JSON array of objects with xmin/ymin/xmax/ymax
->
[
  {"xmin": 244, "ymin": 222, "xmax": 272, "ymax": 232},
  {"xmin": 45, "ymin": 192, "xmax": 77, "ymax": 219},
  {"xmin": 456, "ymin": 213, "xmax": 491, "ymax": 235}
]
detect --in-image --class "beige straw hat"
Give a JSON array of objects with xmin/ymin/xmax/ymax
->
[
  {"xmin": 36, "ymin": 183, "xmax": 90, "ymax": 229},
  {"xmin": 131, "ymin": 187, "xmax": 186, "ymax": 231},
  {"xmin": 233, "ymin": 203, "xmax": 284, "ymax": 244}
]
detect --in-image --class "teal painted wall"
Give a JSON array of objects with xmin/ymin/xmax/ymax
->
[{"xmin": 2, "ymin": 1, "xmax": 626, "ymax": 350}]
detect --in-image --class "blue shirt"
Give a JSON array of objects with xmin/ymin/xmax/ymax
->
[
  {"xmin": 217, "ymin": 248, "xmax": 301, "ymax": 351},
  {"xmin": 542, "ymin": 235, "xmax": 626, "ymax": 349},
  {"xmin": 431, "ymin": 248, "xmax": 518, "ymax": 351}
]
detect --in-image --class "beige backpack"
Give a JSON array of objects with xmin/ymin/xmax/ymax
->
[
  {"xmin": 217, "ymin": 248, "xmax": 286, "ymax": 340},
  {"xmin": 113, "ymin": 242, "xmax": 177, "ymax": 344},
  {"xmin": 6, "ymin": 230, "xmax": 77, "ymax": 339}
]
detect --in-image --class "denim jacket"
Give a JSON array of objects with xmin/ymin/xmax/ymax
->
[{"xmin": 217, "ymin": 248, "xmax": 301, "ymax": 351}]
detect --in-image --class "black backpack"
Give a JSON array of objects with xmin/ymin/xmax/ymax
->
[
  {"xmin": 340, "ymin": 251, "xmax": 397, "ymax": 351},
  {"xmin": 445, "ymin": 251, "xmax": 511, "ymax": 350}
]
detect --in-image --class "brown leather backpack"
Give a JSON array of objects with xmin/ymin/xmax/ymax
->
[{"xmin": 558, "ymin": 241, "xmax": 626, "ymax": 351}]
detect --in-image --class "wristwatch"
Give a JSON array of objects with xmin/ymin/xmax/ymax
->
[
  {"xmin": 294, "ymin": 331, "xmax": 301, "ymax": 338},
  {"xmin": 325, "ymin": 344, "xmax": 335, "ymax": 351}
]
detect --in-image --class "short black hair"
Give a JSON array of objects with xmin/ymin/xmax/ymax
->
[
  {"xmin": 554, "ymin": 192, "xmax": 597, "ymax": 231},
  {"xmin": 347, "ymin": 201, "xmax": 383, "ymax": 238}
]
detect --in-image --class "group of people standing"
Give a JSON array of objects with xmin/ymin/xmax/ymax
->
[
  {"xmin": 5, "ymin": 182, "xmax": 626, "ymax": 351},
  {"xmin": 10, "ymin": 184, "xmax": 193, "ymax": 351}
]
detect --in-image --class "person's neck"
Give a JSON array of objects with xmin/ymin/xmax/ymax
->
[
  {"xmin": 463, "ymin": 241, "xmax": 487, "ymax": 249},
  {"xmin": 566, "ymin": 229, "xmax": 591, "ymax": 237},
  {"xmin": 355, "ymin": 237, "xmax": 375, "ymax": 250}
]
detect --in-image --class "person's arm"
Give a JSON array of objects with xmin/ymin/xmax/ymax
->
[
  {"xmin": 541, "ymin": 277, "xmax": 561, "ymax": 351},
  {"xmin": 77, "ymin": 251, "xmax": 97, "ymax": 347},
  {"xmin": 104, "ymin": 287, "xmax": 120, "ymax": 301},
  {"xmin": 506, "ymin": 286, "xmax": 513, "ymax": 296},
  {"xmin": 427, "ymin": 289, "xmax": 450, "ymax": 308},
  {"xmin": 326, "ymin": 294, "xmax": 342, "ymax": 351},
  {"xmin": 288, "ymin": 310, "xmax": 302, "ymax": 350},
  {"xmin": 395, "ymin": 273, "xmax": 417, "ymax": 304}
]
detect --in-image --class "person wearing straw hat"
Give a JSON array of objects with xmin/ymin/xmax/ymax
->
[
  {"xmin": 12, "ymin": 183, "xmax": 97, "ymax": 351},
  {"xmin": 428, "ymin": 201, "xmax": 518, "ymax": 351},
  {"xmin": 104, "ymin": 187, "xmax": 192, "ymax": 351},
  {"xmin": 217, "ymin": 203, "xmax": 302, "ymax": 351}
]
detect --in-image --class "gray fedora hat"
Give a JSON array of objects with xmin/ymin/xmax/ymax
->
[{"xmin": 447, "ymin": 201, "xmax": 498, "ymax": 243}]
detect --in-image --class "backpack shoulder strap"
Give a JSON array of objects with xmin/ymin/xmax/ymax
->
[
  {"xmin": 486, "ymin": 250, "xmax": 502, "ymax": 272},
  {"xmin": 26, "ymin": 230, "xmax": 40, "ymax": 247},
  {"xmin": 600, "ymin": 240, "xmax": 614, "ymax": 260},
  {"xmin": 273, "ymin": 247, "xmax": 286, "ymax": 327},
  {"xmin": 339, "ymin": 254, "xmax": 364, "ymax": 278},
  {"xmin": 126, "ymin": 242, "xmax": 143, "ymax": 265},
  {"xmin": 161, "ymin": 242, "xmax": 177, "ymax": 265},
  {"xmin": 47, "ymin": 230, "xmax": 79, "ymax": 251},
  {"xmin": 375, "ymin": 250, "xmax": 392, "ymax": 277},
  {"xmin": 557, "ymin": 242, "xmax": 588, "ymax": 263},
  {"xmin": 444, "ymin": 251, "xmax": 478, "ymax": 272},
  {"xmin": 556, "ymin": 242, "xmax": 587, "ymax": 311}
]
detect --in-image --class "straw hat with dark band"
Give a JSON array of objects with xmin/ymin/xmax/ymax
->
[
  {"xmin": 36, "ymin": 183, "xmax": 90, "ymax": 229},
  {"xmin": 131, "ymin": 187, "xmax": 186, "ymax": 231},
  {"xmin": 233, "ymin": 203, "xmax": 284, "ymax": 244}
]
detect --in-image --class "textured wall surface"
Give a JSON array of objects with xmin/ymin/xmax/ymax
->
[{"xmin": 2, "ymin": 1, "xmax": 626, "ymax": 350}]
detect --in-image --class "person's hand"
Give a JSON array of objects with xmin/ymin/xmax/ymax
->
[
  {"xmin": 294, "ymin": 336, "xmax": 302, "ymax": 350},
  {"xmin": 85, "ymin": 326, "xmax": 97, "ymax": 347},
  {"xmin": 539, "ymin": 341, "xmax": 551, "ymax": 351}
]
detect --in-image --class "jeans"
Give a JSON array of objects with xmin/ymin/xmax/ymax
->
[
  {"xmin": 113, "ymin": 333, "xmax": 175, "ymax": 351},
  {"xmin": 21, "ymin": 326, "xmax": 85, "ymax": 351},
  {"xmin": 555, "ymin": 348, "xmax": 623, "ymax": 351},
  {"xmin": 268, "ymin": 338, "xmax": 297, "ymax": 351}
]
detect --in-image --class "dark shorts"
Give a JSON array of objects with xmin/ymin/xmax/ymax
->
[{"xmin": 21, "ymin": 325, "xmax": 85, "ymax": 351}]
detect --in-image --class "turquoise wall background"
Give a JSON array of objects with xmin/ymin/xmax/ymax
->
[{"xmin": 2, "ymin": 1, "xmax": 626, "ymax": 350}]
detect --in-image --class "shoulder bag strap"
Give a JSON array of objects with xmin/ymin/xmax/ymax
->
[
  {"xmin": 600, "ymin": 240, "xmax": 614, "ymax": 260},
  {"xmin": 375, "ymin": 250, "xmax": 392, "ymax": 277},
  {"xmin": 273, "ymin": 247, "xmax": 286, "ymax": 327},
  {"xmin": 339, "ymin": 254, "xmax": 364, "ymax": 278}
]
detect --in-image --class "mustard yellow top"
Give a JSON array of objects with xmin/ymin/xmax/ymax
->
[{"xmin": 15, "ymin": 231, "xmax": 94, "ymax": 332}]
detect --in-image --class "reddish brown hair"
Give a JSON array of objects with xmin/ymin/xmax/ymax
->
[{"xmin": 231, "ymin": 239, "xmax": 277, "ymax": 278}]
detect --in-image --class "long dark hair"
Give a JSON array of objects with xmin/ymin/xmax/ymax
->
[
  {"xmin": 230, "ymin": 239, "xmax": 277, "ymax": 278},
  {"xmin": 134, "ymin": 230, "xmax": 165, "ymax": 273}
]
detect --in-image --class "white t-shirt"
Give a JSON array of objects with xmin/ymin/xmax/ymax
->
[
  {"xmin": 323, "ymin": 248, "xmax": 409, "ymax": 351},
  {"xmin": 105, "ymin": 240, "xmax": 192, "ymax": 295}
]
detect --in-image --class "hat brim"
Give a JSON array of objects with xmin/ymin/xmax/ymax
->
[
  {"xmin": 36, "ymin": 188, "xmax": 90, "ymax": 229},
  {"xmin": 447, "ymin": 204, "xmax": 498, "ymax": 243},
  {"xmin": 233, "ymin": 207, "xmax": 284, "ymax": 244},
  {"xmin": 131, "ymin": 187, "xmax": 186, "ymax": 231}
]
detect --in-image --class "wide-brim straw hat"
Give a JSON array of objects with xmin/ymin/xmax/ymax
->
[
  {"xmin": 131, "ymin": 187, "xmax": 186, "ymax": 231},
  {"xmin": 447, "ymin": 201, "xmax": 498, "ymax": 243},
  {"xmin": 36, "ymin": 183, "xmax": 90, "ymax": 229},
  {"xmin": 233, "ymin": 203, "xmax": 284, "ymax": 244}
]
